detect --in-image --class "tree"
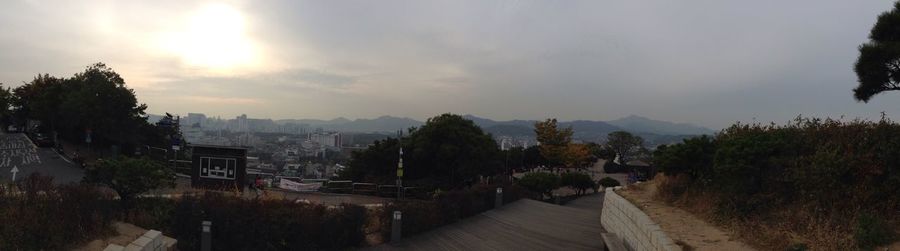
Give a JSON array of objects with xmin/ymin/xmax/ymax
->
[
  {"xmin": 606, "ymin": 131, "xmax": 644, "ymax": 164},
  {"xmin": 534, "ymin": 118, "xmax": 592, "ymax": 170},
  {"xmin": 12, "ymin": 74, "xmax": 66, "ymax": 129},
  {"xmin": 84, "ymin": 157, "xmax": 174, "ymax": 204},
  {"xmin": 502, "ymin": 146, "xmax": 525, "ymax": 173},
  {"xmin": 341, "ymin": 114, "xmax": 501, "ymax": 189},
  {"xmin": 653, "ymin": 135, "xmax": 716, "ymax": 180},
  {"xmin": 586, "ymin": 142, "xmax": 615, "ymax": 160},
  {"xmin": 59, "ymin": 63, "xmax": 149, "ymax": 147},
  {"xmin": 563, "ymin": 143, "xmax": 592, "ymax": 168},
  {"xmin": 405, "ymin": 114, "xmax": 502, "ymax": 188},
  {"xmin": 522, "ymin": 145, "xmax": 548, "ymax": 168},
  {"xmin": 12, "ymin": 63, "xmax": 155, "ymax": 151},
  {"xmin": 534, "ymin": 119, "xmax": 573, "ymax": 168},
  {"xmin": 340, "ymin": 138, "xmax": 401, "ymax": 184},
  {"xmin": 0, "ymin": 83, "xmax": 12, "ymax": 124},
  {"xmin": 854, "ymin": 2, "xmax": 900, "ymax": 102},
  {"xmin": 517, "ymin": 172, "xmax": 560, "ymax": 198}
]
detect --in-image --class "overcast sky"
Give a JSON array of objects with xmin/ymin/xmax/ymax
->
[{"xmin": 1, "ymin": 0, "xmax": 898, "ymax": 129}]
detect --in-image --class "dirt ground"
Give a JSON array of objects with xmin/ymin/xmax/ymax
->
[{"xmin": 617, "ymin": 179, "xmax": 756, "ymax": 251}]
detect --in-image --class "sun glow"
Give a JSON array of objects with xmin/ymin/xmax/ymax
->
[{"xmin": 160, "ymin": 4, "xmax": 259, "ymax": 71}]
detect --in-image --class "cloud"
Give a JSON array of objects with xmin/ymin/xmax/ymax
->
[
  {"xmin": 2, "ymin": 0, "xmax": 900, "ymax": 127},
  {"xmin": 179, "ymin": 95, "xmax": 263, "ymax": 105}
]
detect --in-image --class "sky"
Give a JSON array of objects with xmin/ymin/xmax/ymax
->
[{"xmin": 1, "ymin": 0, "xmax": 898, "ymax": 129}]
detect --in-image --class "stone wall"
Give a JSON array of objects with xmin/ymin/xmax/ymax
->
[
  {"xmin": 102, "ymin": 230, "xmax": 176, "ymax": 251},
  {"xmin": 601, "ymin": 187, "xmax": 681, "ymax": 251}
]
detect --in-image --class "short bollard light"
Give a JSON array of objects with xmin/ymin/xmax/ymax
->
[
  {"xmin": 495, "ymin": 187, "xmax": 503, "ymax": 208},
  {"xmin": 391, "ymin": 211, "xmax": 402, "ymax": 243},
  {"xmin": 201, "ymin": 221, "xmax": 212, "ymax": 251}
]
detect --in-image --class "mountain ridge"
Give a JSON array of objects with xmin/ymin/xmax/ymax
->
[{"xmin": 157, "ymin": 114, "xmax": 715, "ymax": 141}]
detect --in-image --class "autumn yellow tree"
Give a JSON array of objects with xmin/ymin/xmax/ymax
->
[
  {"xmin": 534, "ymin": 119, "xmax": 572, "ymax": 170},
  {"xmin": 564, "ymin": 143, "xmax": 592, "ymax": 168},
  {"xmin": 535, "ymin": 119, "xmax": 593, "ymax": 171}
]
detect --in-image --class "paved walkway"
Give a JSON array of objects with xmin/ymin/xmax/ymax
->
[
  {"xmin": 564, "ymin": 192, "xmax": 605, "ymax": 211},
  {"xmin": 369, "ymin": 196, "xmax": 605, "ymax": 250}
]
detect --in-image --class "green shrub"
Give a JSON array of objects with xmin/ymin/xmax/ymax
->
[
  {"xmin": 84, "ymin": 157, "xmax": 174, "ymax": 204},
  {"xmin": 517, "ymin": 172, "xmax": 560, "ymax": 198},
  {"xmin": 560, "ymin": 172, "xmax": 594, "ymax": 195},
  {"xmin": 597, "ymin": 177, "xmax": 621, "ymax": 188},
  {"xmin": 855, "ymin": 214, "xmax": 895, "ymax": 250}
]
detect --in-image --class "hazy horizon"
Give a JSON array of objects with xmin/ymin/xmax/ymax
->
[{"xmin": 2, "ymin": 0, "xmax": 900, "ymax": 129}]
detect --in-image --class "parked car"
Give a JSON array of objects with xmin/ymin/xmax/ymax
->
[{"xmin": 29, "ymin": 132, "xmax": 54, "ymax": 147}]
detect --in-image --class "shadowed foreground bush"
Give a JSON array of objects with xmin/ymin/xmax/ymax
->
[
  {"xmin": 0, "ymin": 174, "xmax": 116, "ymax": 250},
  {"xmin": 126, "ymin": 193, "xmax": 368, "ymax": 250}
]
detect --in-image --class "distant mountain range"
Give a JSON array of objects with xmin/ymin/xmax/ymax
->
[
  {"xmin": 462, "ymin": 115, "xmax": 715, "ymax": 145},
  {"xmin": 607, "ymin": 115, "xmax": 715, "ymax": 135},
  {"xmin": 154, "ymin": 113, "xmax": 715, "ymax": 145},
  {"xmin": 273, "ymin": 114, "xmax": 714, "ymax": 145}
]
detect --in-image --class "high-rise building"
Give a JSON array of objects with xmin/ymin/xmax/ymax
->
[
  {"xmin": 185, "ymin": 113, "xmax": 207, "ymax": 127},
  {"xmin": 308, "ymin": 131, "xmax": 342, "ymax": 149}
]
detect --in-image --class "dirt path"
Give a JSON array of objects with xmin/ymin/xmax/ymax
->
[{"xmin": 617, "ymin": 181, "xmax": 755, "ymax": 251}]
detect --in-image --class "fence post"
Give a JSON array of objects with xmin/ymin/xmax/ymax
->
[
  {"xmin": 201, "ymin": 221, "xmax": 212, "ymax": 251},
  {"xmin": 391, "ymin": 211, "xmax": 402, "ymax": 243},
  {"xmin": 495, "ymin": 187, "xmax": 503, "ymax": 208}
]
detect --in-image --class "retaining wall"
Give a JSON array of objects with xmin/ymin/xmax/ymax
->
[
  {"xmin": 102, "ymin": 229, "xmax": 176, "ymax": 251},
  {"xmin": 601, "ymin": 187, "xmax": 681, "ymax": 251}
]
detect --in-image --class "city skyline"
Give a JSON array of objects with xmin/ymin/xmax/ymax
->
[{"xmin": 2, "ymin": 0, "xmax": 899, "ymax": 129}]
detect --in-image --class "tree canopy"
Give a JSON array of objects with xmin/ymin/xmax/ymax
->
[
  {"xmin": 534, "ymin": 119, "xmax": 572, "ymax": 167},
  {"xmin": 854, "ymin": 2, "xmax": 900, "ymax": 101},
  {"xmin": 12, "ymin": 63, "xmax": 157, "ymax": 150},
  {"xmin": 0, "ymin": 83, "xmax": 12, "ymax": 123},
  {"xmin": 522, "ymin": 145, "xmax": 548, "ymax": 168},
  {"xmin": 606, "ymin": 131, "xmax": 645, "ymax": 164},
  {"xmin": 534, "ymin": 118, "xmax": 591, "ymax": 169},
  {"xmin": 341, "ymin": 114, "xmax": 501, "ymax": 189}
]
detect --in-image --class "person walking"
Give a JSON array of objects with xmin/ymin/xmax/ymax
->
[{"xmin": 254, "ymin": 176, "xmax": 264, "ymax": 198}]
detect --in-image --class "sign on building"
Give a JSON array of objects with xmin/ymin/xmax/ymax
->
[{"xmin": 191, "ymin": 145, "xmax": 248, "ymax": 191}]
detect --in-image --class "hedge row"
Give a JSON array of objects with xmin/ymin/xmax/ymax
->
[
  {"xmin": 126, "ymin": 193, "xmax": 368, "ymax": 250},
  {"xmin": 2, "ymin": 174, "xmax": 530, "ymax": 250}
]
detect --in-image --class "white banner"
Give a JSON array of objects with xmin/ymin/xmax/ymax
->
[{"xmin": 278, "ymin": 179, "xmax": 322, "ymax": 192}]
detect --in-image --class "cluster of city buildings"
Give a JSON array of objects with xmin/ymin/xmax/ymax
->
[{"xmin": 172, "ymin": 113, "xmax": 349, "ymax": 180}]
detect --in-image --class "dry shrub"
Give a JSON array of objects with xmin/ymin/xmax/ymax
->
[{"xmin": 654, "ymin": 173, "xmax": 691, "ymax": 204}]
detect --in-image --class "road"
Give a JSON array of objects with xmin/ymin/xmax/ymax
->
[{"xmin": 0, "ymin": 132, "xmax": 84, "ymax": 184}]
